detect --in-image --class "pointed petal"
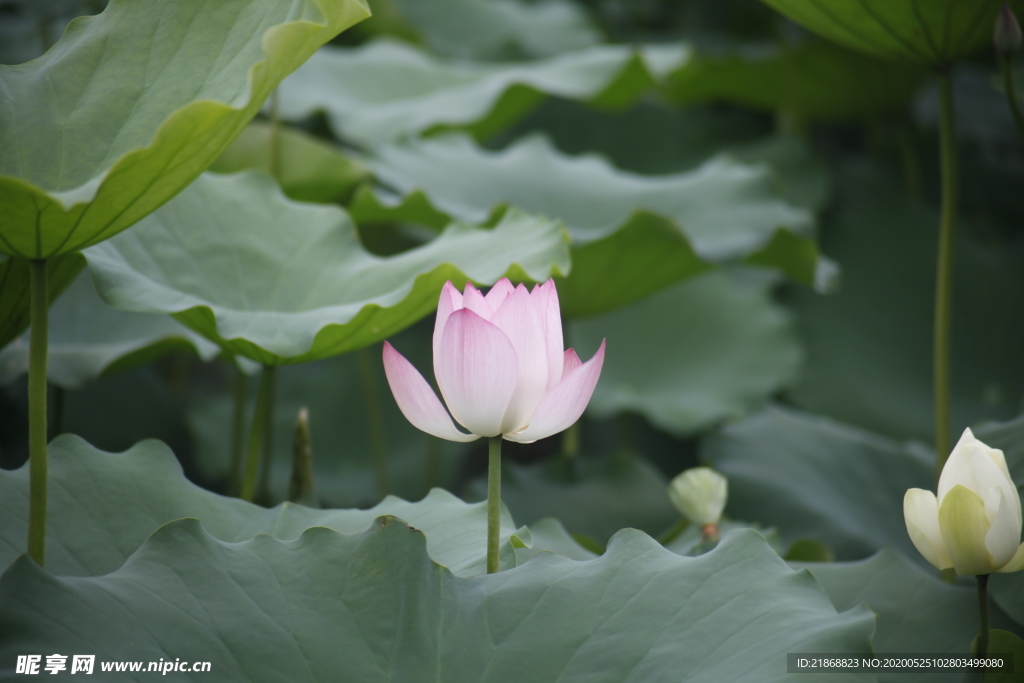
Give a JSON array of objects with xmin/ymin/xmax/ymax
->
[
  {"xmin": 382, "ymin": 342, "xmax": 478, "ymax": 443},
  {"xmin": 505, "ymin": 340, "xmax": 605, "ymax": 444},
  {"xmin": 985, "ymin": 486, "xmax": 1023, "ymax": 569},
  {"xmin": 433, "ymin": 281, "xmax": 463, "ymax": 365},
  {"xmin": 939, "ymin": 484, "xmax": 996, "ymax": 575},
  {"xmin": 462, "ymin": 282, "xmax": 492, "ymax": 321},
  {"xmin": 435, "ymin": 309, "xmax": 518, "ymax": 437},
  {"xmin": 996, "ymin": 542, "xmax": 1024, "ymax": 573},
  {"xmin": 939, "ymin": 428, "xmax": 1020, "ymax": 530},
  {"xmin": 562, "ymin": 348, "xmax": 582, "ymax": 377},
  {"xmin": 903, "ymin": 489, "xmax": 952, "ymax": 571},
  {"xmin": 987, "ymin": 447, "xmax": 1023, "ymax": 530},
  {"xmin": 532, "ymin": 279, "xmax": 564, "ymax": 391},
  {"xmin": 489, "ymin": 284, "xmax": 549, "ymax": 433},
  {"xmin": 485, "ymin": 278, "xmax": 515, "ymax": 311}
]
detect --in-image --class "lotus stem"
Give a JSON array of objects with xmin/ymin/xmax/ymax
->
[
  {"xmin": 228, "ymin": 362, "xmax": 249, "ymax": 496},
  {"xmin": 27, "ymin": 259, "xmax": 49, "ymax": 565},
  {"xmin": 1001, "ymin": 57, "xmax": 1024, "ymax": 140},
  {"xmin": 358, "ymin": 347, "xmax": 391, "ymax": 497},
  {"xmin": 487, "ymin": 436, "xmax": 502, "ymax": 574},
  {"xmin": 933, "ymin": 67, "xmax": 958, "ymax": 482},
  {"xmin": 289, "ymin": 407, "xmax": 317, "ymax": 506},
  {"xmin": 977, "ymin": 574, "xmax": 990, "ymax": 659},
  {"xmin": 562, "ymin": 421, "xmax": 580, "ymax": 458},
  {"xmin": 240, "ymin": 365, "xmax": 275, "ymax": 502}
]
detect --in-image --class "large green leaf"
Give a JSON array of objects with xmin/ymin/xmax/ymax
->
[
  {"xmin": 666, "ymin": 38, "xmax": 926, "ymax": 120},
  {"xmin": 84, "ymin": 171, "xmax": 571, "ymax": 365},
  {"xmin": 467, "ymin": 452, "xmax": 680, "ymax": 545},
  {"xmin": 569, "ymin": 271, "xmax": 803, "ymax": 435},
  {"xmin": 761, "ymin": 0, "xmax": 1024, "ymax": 66},
  {"xmin": 352, "ymin": 133, "xmax": 828, "ymax": 316},
  {"xmin": 0, "ymin": 252, "xmax": 84, "ymax": 351},
  {"xmin": 382, "ymin": 0, "xmax": 600, "ymax": 60},
  {"xmin": 804, "ymin": 549, "xmax": 988, "ymax": 683},
  {"xmin": 187, "ymin": 325, "xmax": 469, "ymax": 509},
  {"xmin": 0, "ymin": 518, "xmax": 875, "ymax": 682},
  {"xmin": 703, "ymin": 405, "xmax": 933, "ymax": 562},
  {"xmin": 0, "ymin": 0, "xmax": 370, "ymax": 258},
  {"xmin": 210, "ymin": 122, "xmax": 370, "ymax": 204},
  {"xmin": 276, "ymin": 39, "xmax": 688, "ymax": 145},
  {"xmin": 0, "ymin": 434, "xmax": 563, "ymax": 578},
  {"xmin": 786, "ymin": 163, "xmax": 1024, "ymax": 443},
  {"xmin": 0, "ymin": 272, "xmax": 219, "ymax": 389}
]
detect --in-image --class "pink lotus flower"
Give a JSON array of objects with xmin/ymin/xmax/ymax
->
[{"xmin": 383, "ymin": 278, "xmax": 605, "ymax": 444}]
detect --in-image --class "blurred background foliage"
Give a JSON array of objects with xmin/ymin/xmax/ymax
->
[{"xmin": 1, "ymin": 0, "xmax": 1023, "ymax": 620}]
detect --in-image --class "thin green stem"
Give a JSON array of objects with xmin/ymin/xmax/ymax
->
[
  {"xmin": 977, "ymin": 574, "xmax": 990, "ymax": 658},
  {"xmin": 27, "ymin": 259, "xmax": 49, "ymax": 565},
  {"xmin": 1002, "ymin": 58, "xmax": 1024, "ymax": 140},
  {"xmin": 255, "ymin": 366, "xmax": 277, "ymax": 504},
  {"xmin": 656, "ymin": 517, "xmax": 690, "ymax": 546},
  {"xmin": 358, "ymin": 348, "xmax": 390, "ymax": 497},
  {"xmin": 240, "ymin": 365, "xmax": 275, "ymax": 502},
  {"xmin": 289, "ymin": 407, "xmax": 317, "ymax": 506},
  {"xmin": 228, "ymin": 362, "xmax": 249, "ymax": 496},
  {"xmin": 933, "ymin": 67, "xmax": 958, "ymax": 482},
  {"xmin": 487, "ymin": 436, "xmax": 502, "ymax": 574},
  {"xmin": 562, "ymin": 421, "xmax": 580, "ymax": 458}
]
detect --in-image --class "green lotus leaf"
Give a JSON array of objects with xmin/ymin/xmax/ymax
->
[
  {"xmin": 666, "ymin": 38, "xmax": 927, "ymax": 120},
  {"xmin": 760, "ymin": 0, "xmax": 1024, "ymax": 66},
  {"xmin": 0, "ymin": 434, "xmax": 581, "ymax": 578},
  {"xmin": 570, "ymin": 271, "xmax": 803, "ymax": 435},
  {"xmin": 0, "ymin": 272, "xmax": 220, "ymax": 389},
  {"xmin": 467, "ymin": 452, "xmax": 680, "ymax": 545},
  {"xmin": 0, "ymin": 252, "xmax": 84, "ymax": 350},
  {"xmin": 0, "ymin": 517, "xmax": 875, "ymax": 681},
  {"xmin": 786, "ymin": 163, "xmax": 1024, "ymax": 443},
  {"xmin": 275, "ymin": 38, "xmax": 688, "ymax": 145},
  {"xmin": 0, "ymin": 0, "xmax": 371, "ymax": 258},
  {"xmin": 804, "ymin": 549, "xmax": 997, "ymax": 683},
  {"xmin": 380, "ymin": 0, "xmax": 600, "ymax": 60},
  {"xmin": 351, "ymin": 133, "xmax": 828, "ymax": 316},
  {"xmin": 703, "ymin": 405, "xmax": 934, "ymax": 562},
  {"xmin": 210, "ymin": 122, "xmax": 370, "ymax": 204},
  {"xmin": 84, "ymin": 171, "xmax": 571, "ymax": 365}
]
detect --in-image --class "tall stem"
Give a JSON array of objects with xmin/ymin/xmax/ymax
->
[
  {"xmin": 240, "ymin": 365, "xmax": 275, "ymax": 502},
  {"xmin": 228, "ymin": 363, "xmax": 249, "ymax": 496},
  {"xmin": 357, "ymin": 348, "xmax": 390, "ymax": 497},
  {"xmin": 977, "ymin": 574, "xmax": 990, "ymax": 658},
  {"xmin": 1002, "ymin": 58, "xmax": 1024, "ymax": 140},
  {"xmin": 487, "ymin": 436, "xmax": 502, "ymax": 574},
  {"xmin": 933, "ymin": 67, "xmax": 958, "ymax": 481},
  {"xmin": 27, "ymin": 259, "xmax": 49, "ymax": 565}
]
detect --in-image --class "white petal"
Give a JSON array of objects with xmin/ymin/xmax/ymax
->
[
  {"xmin": 432, "ymin": 281, "xmax": 463, "ymax": 368},
  {"xmin": 485, "ymin": 278, "xmax": 515, "ymax": 311},
  {"xmin": 938, "ymin": 428, "xmax": 1019, "ymax": 530},
  {"xmin": 985, "ymin": 485, "xmax": 1023, "ymax": 569},
  {"xmin": 903, "ymin": 488, "xmax": 952, "ymax": 571},
  {"xmin": 435, "ymin": 309, "xmax": 518, "ymax": 437},
  {"xmin": 505, "ymin": 340, "xmax": 605, "ymax": 444},
  {"xmin": 996, "ymin": 542, "xmax": 1024, "ymax": 573},
  {"xmin": 461, "ymin": 282, "xmax": 493, "ymax": 321},
  {"xmin": 531, "ymin": 279, "xmax": 564, "ymax": 392},
  {"xmin": 489, "ymin": 284, "xmax": 549, "ymax": 433},
  {"xmin": 382, "ymin": 342, "xmax": 478, "ymax": 443}
]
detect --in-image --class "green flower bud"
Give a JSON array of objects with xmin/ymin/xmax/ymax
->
[{"xmin": 668, "ymin": 467, "xmax": 728, "ymax": 530}]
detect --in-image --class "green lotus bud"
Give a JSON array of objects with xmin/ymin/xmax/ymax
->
[
  {"xmin": 995, "ymin": 3, "xmax": 1022, "ymax": 56},
  {"xmin": 668, "ymin": 467, "xmax": 728, "ymax": 538},
  {"xmin": 904, "ymin": 428, "xmax": 1024, "ymax": 575}
]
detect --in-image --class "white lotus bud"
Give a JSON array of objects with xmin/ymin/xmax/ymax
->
[
  {"xmin": 904, "ymin": 428, "xmax": 1024, "ymax": 575},
  {"xmin": 668, "ymin": 467, "xmax": 728, "ymax": 533}
]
